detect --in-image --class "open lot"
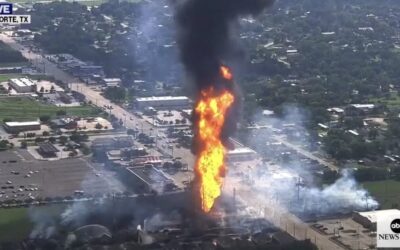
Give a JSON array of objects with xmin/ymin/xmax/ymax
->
[
  {"xmin": 369, "ymin": 93, "xmax": 400, "ymax": 109},
  {"xmin": 0, "ymin": 204, "xmax": 66, "ymax": 242},
  {"xmin": 310, "ymin": 217, "xmax": 376, "ymax": 250},
  {"xmin": 362, "ymin": 180, "xmax": 400, "ymax": 209},
  {"xmin": 0, "ymin": 207, "xmax": 32, "ymax": 242},
  {"xmin": 0, "ymin": 150, "xmax": 126, "ymax": 202},
  {"xmin": 0, "ymin": 62, "xmax": 29, "ymax": 68},
  {"xmin": 0, "ymin": 96, "xmax": 100, "ymax": 121}
]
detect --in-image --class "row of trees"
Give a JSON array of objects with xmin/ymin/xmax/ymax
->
[{"xmin": 0, "ymin": 41, "xmax": 27, "ymax": 64}]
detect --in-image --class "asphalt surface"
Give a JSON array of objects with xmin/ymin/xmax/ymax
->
[{"xmin": 0, "ymin": 150, "xmax": 125, "ymax": 201}]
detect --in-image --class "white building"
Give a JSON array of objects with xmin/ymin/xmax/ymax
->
[
  {"xmin": 3, "ymin": 121, "xmax": 41, "ymax": 133},
  {"xmin": 353, "ymin": 209, "xmax": 400, "ymax": 229},
  {"xmin": 102, "ymin": 78, "xmax": 121, "ymax": 87},
  {"xmin": 8, "ymin": 78, "xmax": 36, "ymax": 93},
  {"xmin": 227, "ymin": 147, "xmax": 258, "ymax": 162},
  {"xmin": 135, "ymin": 96, "xmax": 190, "ymax": 110},
  {"xmin": 327, "ymin": 107, "xmax": 345, "ymax": 114},
  {"xmin": 350, "ymin": 104, "xmax": 375, "ymax": 110}
]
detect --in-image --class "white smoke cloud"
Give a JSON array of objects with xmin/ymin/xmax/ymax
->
[
  {"xmin": 28, "ymin": 207, "xmax": 57, "ymax": 239},
  {"xmin": 225, "ymin": 104, "xmax": 378, "ymax": 218}
]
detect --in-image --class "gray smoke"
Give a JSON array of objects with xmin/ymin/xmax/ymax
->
[
  {"xmin": 143, "ymin": 211, "xmax": 182, "ymax": 231},
  {"xmin": 28, "ymin": 207, "xmax": 57, "ymax": 239},
  {"xmin": 131, "ymin": 0, "xmax": 182, "ymax": 84},
  {"xmin": 225, "ymin": 105, "xmax": 378, "ymax": 218}
]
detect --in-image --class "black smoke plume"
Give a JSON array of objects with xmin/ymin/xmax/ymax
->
[
  {"xmin": 176, "ymin": 0, "xmax": 274, "ymax": 155},
  {"xmin": 176, "ymin": 0, "xmax": 275, "ymax": 89}
]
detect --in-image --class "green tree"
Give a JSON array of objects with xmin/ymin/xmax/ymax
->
[
  {"xmin": 103, "ymin": 87, "xmax": 126, "ymax": 103},
  {"xmin": 39, "ymin": 115, "xmax": 51, "ymax": 123},
  {"xmin": 56, "ymin": 110, "xmax": 67, "ymax": 116}
]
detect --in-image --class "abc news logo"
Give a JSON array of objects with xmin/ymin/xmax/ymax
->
[
  {"xmin": 378, "ymin": 219, "xmax": 400, "ymax": 241},
  {"xmin": 391, "ymin": 219, "xmax": 400, "ymax": 233},
  {"xmin": 378, "ymin": 213, "xmax": 400, "ymax": 247}
]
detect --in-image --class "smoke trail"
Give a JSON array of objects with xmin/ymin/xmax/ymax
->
[
  {"xmin": 176, "ymin": 0, "xmax": 274, "ymax": 89},
  {"xmin": 28, "ymin": 207, "xmax": 57, "ymax": 239}
]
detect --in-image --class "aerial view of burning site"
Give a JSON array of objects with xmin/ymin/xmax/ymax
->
[{"xmin": 2, "ymin": 0, "xmax": 400, "ymax": 249}]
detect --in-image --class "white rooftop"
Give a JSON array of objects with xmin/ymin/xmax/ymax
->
[
  {"xmin": 5, "ymin": 121, "xmax": 40, "ymax": 127},
  {"xmin": 348, "ymin": 130, "xmax": 359, "ymax": 136},
  {"xmin": 103, "ymin": 78, "xmax": 121, "ymax": 82},
  {"xmin": 327, "ymin": 107, "xmax": 345, "ymax": 113},
  {"xmin": 351, "ymin": 104, "xmax": 375, "ymax": 109},
  {"xmin": 262, "ymin": 109, "xmax": 274, "ymax": 116},
  {"xmin": 136, "ymin": 96, "xmax": 189, "ymax": 102},
  {"xmin": 228, "ymin": 147, "xmax": 257, "ymax": 155},
  {"xmin": 10, "ymin": 78, "xmax": 25, "ymax": 87},
  {"xmin": 322, "ymin": 32, "xmax": 336, "ymax": 35},
  {"xmin": 356, "ymin": 209, "xmax": 400, "ymax": 224},
  {"xmin": 20, "ymin": 78, "xmax": 35, "ymax": 86},
  {"xmin": 10, "ymin": 78, "xmax": 35, "ymax": 87}
]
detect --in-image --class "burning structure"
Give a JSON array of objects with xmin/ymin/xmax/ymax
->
[
  {"xmin": 193, "ymin": 66, "xmax": 235, "ymax": 212},
  {"xmin": 176, "ymin": 0, "xmax": 275, "ymax": 212}
]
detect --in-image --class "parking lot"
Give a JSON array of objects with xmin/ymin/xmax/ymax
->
[
  {"xmin": 0, "ymin": 150, "xmax": 125, "ymax": 202},
  {"xmin": 310, "ymin": 218, "xmax": 376, "ymax": 249}
]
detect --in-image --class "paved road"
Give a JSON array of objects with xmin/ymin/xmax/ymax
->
[
  {"xmin": 0, "ymin": 33, "xmax": 76, "ymax": 84},
  {"xmin": 246, "ymin": 124, "xmax": 339, "ymax": 172},
  {"xmin": 274, "ymin": 136, "xmax": 339, "ymax": 172},
  {"xmin": 0, "ymin": 34, "xmax": 156, "ymax": 133}
]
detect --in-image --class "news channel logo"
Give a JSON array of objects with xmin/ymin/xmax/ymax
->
[
  {"xmin": 0, "ymin": 2, "xmax": 31, "ymax": 24},
  {"xmin": 377, "ymin": 211, "xmax": 400, "ymax": 248}
]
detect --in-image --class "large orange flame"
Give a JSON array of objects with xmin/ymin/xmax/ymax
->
[{"xmin": 195, "ymin": 66, "xmax": 235, "ymax": 212}]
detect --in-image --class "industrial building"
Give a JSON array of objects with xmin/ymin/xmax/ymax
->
[
  {"xmin": 3, "ymin": 120, "xmax": 41, "ymax": 133},
  {"xmin": 101, "ymin": 78, "xmax": 121, "ymax": 87},
  {"xmin": 135, "ymin": 96, "xmax": 190, "ymax": 110},
  {"xmin": 227, "ymin": 147, "xmax": 258, "ymax": 162},
  {"xmin": 352, "ymin": 209, "xmax": 400, "ymax": 229},
  {"xmin": 71, "ymin": 65, "xmax": 104, "ymax": 78},
  {"xmin": 8, "ymin": 78, "xmax": 36, "ymax": 93},
  {"xmin": 37, "ymin": 142, "xmax": 60, "ymax": 157},
  {"xmin": 91, "ymin": 136, "xmax": 134, "ymax": 152},
  {"xmin": 125, "ymin": 166, "xmax": 176, "ymax": 194}
]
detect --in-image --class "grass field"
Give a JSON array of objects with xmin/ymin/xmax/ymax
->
[
  {"xmin": 0, "ymin": 62, "xmax": 29, "ymax": 68},
  {"xmin": 0, "ymin": 74, "xmax": 23, "ymax": 82},
  {"xmin": 0, "ymin": 74, "xmax": 56, "ymax": 83},
  {"xmin": 0, "ymin": 207, "xmax": 32, "ymax": 242},
  {"xmin": 369, "ymin": 93, "xmax": 400, "ymax": 109},
  {"xmin": 0, "ymin": 97, "xmax": 101, "ymax": 121},
  {"xmin": 362, "ymin": 180, "xmax": 400, "ymax": 209},
  {"xmin": 0, "ymin": 205, "xmax": 67, "ymax": 242}
]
